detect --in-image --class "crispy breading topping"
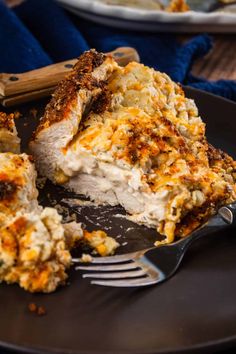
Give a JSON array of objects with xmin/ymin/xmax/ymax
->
[
  {"xmin": 34, "ymin": 50, "xmax": 107, "ymax": 136},
  {"xmin": 207, "ymin": 143, "xmax": 236, "ymax": 172},
  {"xmin": 0, "ymin": 112, "xmax": 20, "ymax": 154},
  {"xmin": 66, "ymin": 61, "xmax": 236, "ymax": 243},
  {"xmin": 30, "ymin": 51, "xmax": 236, "ymax": 246},
  {"xmin": 90, "ymin": 87, "xmax": 112, "ymax": 114},
  {"xmin": 0, "ymin": 209, "xmax": 72, "ymax": 293},
  {"xmin": 0, "ymin": 112, "xmax": 15, "ymax": 132}
]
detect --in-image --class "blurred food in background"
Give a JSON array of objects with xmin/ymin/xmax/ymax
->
[{"xmin": 98, "ymin": 0, "xmax": 190, "ymax": 12}]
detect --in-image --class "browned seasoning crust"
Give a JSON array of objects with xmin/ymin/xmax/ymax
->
[
  {"xmin": 123, "ymin": 114, "xmax": 188, "ymax": 166},
  {"xmin": 207, "ymin": 143, "xmax": 236, "ymax": 173},
  {"xmin": 90, "ymin": 87, "xmax": 112, "ymax": 115},
  {"xmin": 0, "ymin": 181, "xmax": 17, "ymax": 201},
  {"xmin": 174, "ymin": 144, "xmax": 236, "ymax": 237},
  {"xmin": 34, "ymin": 50, "xmax": 107, "ymax": 136},
  {"xmin": 64, "ymin": 87, "xmax": 112, "ymax": 152},
  {"xmin": 0, "ymin": 112, "xmax": 15, "ymax": 132},
  {"xmin": 176, "ymin": 185, "xmax": 232, "ymax": 237},
  {"xmin": 0, "ymin": 155, "xmax": 26, "ymax": 205}
]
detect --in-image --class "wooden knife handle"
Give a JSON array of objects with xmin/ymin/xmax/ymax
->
[{"xmin": 0, "ymin": 47, "xmax": 140, "ymax": 98}]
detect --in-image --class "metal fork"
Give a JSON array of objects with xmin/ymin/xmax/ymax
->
[{"xmin": 73, "ymin": 204, "xmax": 236, "ymax": 287}]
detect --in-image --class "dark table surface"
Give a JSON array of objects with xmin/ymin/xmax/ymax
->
[{"xmin": 191, "ymin": 34, "xmax": 236, "ymax": 81}]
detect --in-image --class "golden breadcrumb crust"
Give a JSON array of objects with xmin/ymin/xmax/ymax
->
[
  {"xmin": 0, "ymin": 214, "xmax": 70, "ymax": 293},
  {"xmin": 34, "ymin": 50, "xmax": 107, "ymax": 136},
  {"xmin": 0, "ymin": 112, "xmax": 16, "ymax": 132}
]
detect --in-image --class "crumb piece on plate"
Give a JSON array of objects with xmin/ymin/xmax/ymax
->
[
  {"xmin": 36, "ymin": 175, "xmax": 47, "ymax": 189},
  {"xmin": 37, "ymin": 306, "xmax": 47, "ymax": 316},
  {"xmin": 63, "ymin": 221, "xmax": 84, "ymax": 249},
  {"xmin": 0, "ymin": 112, "xmax": 20, "ymax": 153},
  {"xmin": 80, "ymin": 253, "xmax": 93, "ymax": 263},
  {"xmin": 28, "ymin": 302, "xmax": 37, "ymax": 313},
  {"xmin": 63, "ymin": 221, "xmax": 119, "ymax": 256},
  {"xmin": 29, "ymin": 108, "xmax": 38, "ymax": 119},
  {"xmin": 83, "ymin": 230, "xmax": 119, "ymax": 256},
  {"xmin": 28, "ymin": 302, "xmax": 47, "ymax": 315}
]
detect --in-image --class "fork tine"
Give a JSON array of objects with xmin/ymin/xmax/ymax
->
[
  {"xmin": 75, "ymin": 262, "xmax": 139, "ymax": 272},
  {"xmin": 72, "ymin": 251, "xmax": 138, "ymax": 264},
  {"xmin": 91, "ymin": 277, "xmax": 160, "ymax": 287},
  {"xmin": 83, "ymin": 269, "xmax": 146, "ymax": 279}
]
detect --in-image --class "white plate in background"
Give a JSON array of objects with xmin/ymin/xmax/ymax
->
[{"xmin": 57, "ymin": 0, "xmax": 236, "ymax": 33}]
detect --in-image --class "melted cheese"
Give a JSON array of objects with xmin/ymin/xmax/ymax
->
[
  {"xmin": 58, "ymin": 62, "xmax": 236, "ymax": 244},
  {"xmin": 0, "ymin": 208, "xmax": 71, "ymax": 293}
]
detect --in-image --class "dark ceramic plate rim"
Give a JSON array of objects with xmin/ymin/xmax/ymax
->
[
  {"xmin": 2, "ymin": 334, "xmax": 236, "ymax": 354},
  {"xmin": 1, "ymin": 87, "xmax": 236, "ymax": 354}
]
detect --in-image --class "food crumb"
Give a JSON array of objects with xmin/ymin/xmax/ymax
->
[
  {"xmin": 13, "ymin": 111, "xmax": 21, "ymax": 119},
  {"xmin": 28, "ymin": 303, "xmax": 47, "ymax": 316},
  {"xmin": 28, "ymin": 302, "xmax": 37, "ymax": 313},
  {"xmin": 81, "ymin": 253, "xmax": 93, "ymax": 263},
  {"xmin": 37, "ymin": 306, "xmax": 46, "ymax": 316},
  {"xmin": 36, "ymin": 175, "xmax": 47, "ymax": 189},
  {"xmin": 30, "ymin": 108, "xmax": 38, "ymax": 119}
]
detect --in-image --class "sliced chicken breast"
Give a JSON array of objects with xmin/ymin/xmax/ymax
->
[
  {"xmin": 31, "ymin": 50, "xmax": 118, "ymax": 184},
  {"xmin": 30, "ymin": 50, "xmax": 236, "ymax": 244}
]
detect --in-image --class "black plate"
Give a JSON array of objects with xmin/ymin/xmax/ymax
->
[{"xmin": 1, "ymin": 88, "xmax": 236, "ymax": 354}]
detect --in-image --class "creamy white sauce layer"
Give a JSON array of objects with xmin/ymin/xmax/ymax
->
[{"xmin": 62, "ymin": 146, "xmax": 171, "ymax": 228}]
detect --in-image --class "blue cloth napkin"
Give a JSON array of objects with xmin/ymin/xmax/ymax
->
[{"xmin": 0, "ymin": 0, "xmax": 235, "ymax": 101}]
